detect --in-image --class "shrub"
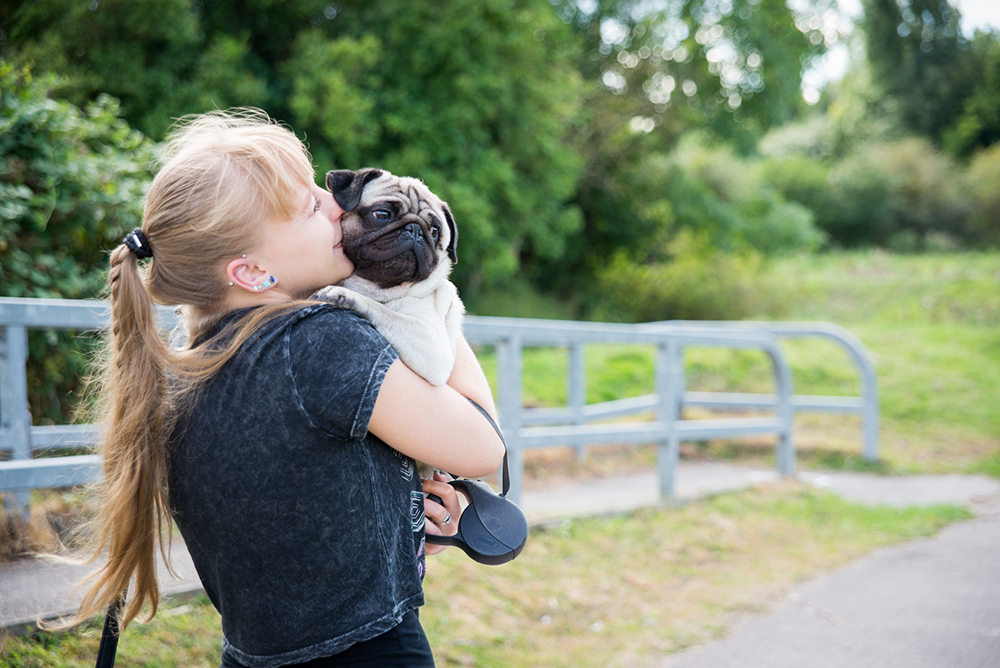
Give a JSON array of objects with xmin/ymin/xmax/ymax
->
[
  {"xmin": 797, "ymin": 137, "xmax": 973, "ymax": 248},
  {"xmin": 595, "ymin": 231, "xmax": 779, "ymax": 322},
  {"xmin": 0, "ymin": 61, "xmax": 156, "ymax": 424},
  {"xmin": 649, "ymin": 140, "xmax": 826, "ymax": 256},
  {"xmin": 966, "ymin": 143, "xmax": 1000, "ymax": 246}
]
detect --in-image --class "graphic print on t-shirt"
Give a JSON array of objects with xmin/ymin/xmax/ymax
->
[{"xmin": 410, "ymin": 490, "xmax": 427, "ymax": 579}]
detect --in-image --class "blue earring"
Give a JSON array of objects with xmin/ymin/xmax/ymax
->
[{"xmin": 255, "ymin": 275, "xmax": 276, "ymax": 291}]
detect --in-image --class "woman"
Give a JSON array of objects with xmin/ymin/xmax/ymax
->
[{"xmin": 75, "ymin": 108, "xmax": 505, "ymax": 667}]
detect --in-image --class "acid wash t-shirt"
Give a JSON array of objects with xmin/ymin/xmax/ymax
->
[{"xmin": 168, "ymin": 304, "xmax": 427, "ymax": 667}]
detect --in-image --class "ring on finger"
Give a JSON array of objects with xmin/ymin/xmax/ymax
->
[{"xmin": 441, "ymin": 512, "xmax": 452, "ymax": 525}]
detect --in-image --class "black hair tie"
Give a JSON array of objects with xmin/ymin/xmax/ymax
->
[{"xmin": 123, "ymin": 228, "xmax": 153, "ymax": 259}]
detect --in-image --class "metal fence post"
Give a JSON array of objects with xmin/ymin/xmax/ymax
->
[
  {"xmin": 496, "ymin": 336, "xmax": 524, "ymax": 505},
  {"xmin": 768, "ymin": 346, "xmax": 796, "ymax": 477},
  {"xmin": 0, "ymin": 325, "xmax": 33, "ymax": 521},
  {"xmin": 655, "ymin": 341, "xmax": 682, "ymax": 502},
  {"xmin": 568, "ymin": 342, "xmax": 586, "ymax": 460}
]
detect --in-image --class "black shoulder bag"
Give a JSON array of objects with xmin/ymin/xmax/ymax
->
[{"xmin": 424, "ymin": 399, "xmax": 528, "ymax": 565}]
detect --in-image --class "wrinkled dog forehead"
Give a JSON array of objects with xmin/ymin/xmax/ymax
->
[
  {"xmin": 366, "ymin": 174, "xmax": 446, "ymax": 218},
  {"xmin": 328, "ymin": 169, "xmax": 442, "ymax": 216}
]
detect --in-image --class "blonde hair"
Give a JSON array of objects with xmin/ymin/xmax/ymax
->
[{"xmin": 74, "ymin": 109, "xmax": 317, "ymax": 630}]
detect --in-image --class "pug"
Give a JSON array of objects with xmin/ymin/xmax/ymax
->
[{"xmin": 313, "ymin": 168, "xmax": 464, "ymax": 389}]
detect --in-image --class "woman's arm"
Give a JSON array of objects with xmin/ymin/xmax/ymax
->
[{"xmin": 368, "ymin": 336, "xmax": 505, "ymax": 478}]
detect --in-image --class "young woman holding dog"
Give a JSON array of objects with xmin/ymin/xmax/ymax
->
[{"xmin": 74, "ymin": 109, "xmax": 505, "ymax": 667}]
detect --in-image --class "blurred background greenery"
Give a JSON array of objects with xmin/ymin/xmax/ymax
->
[{"xmin": 1, "ymin": 0, "xmax": 999, "ymax": 426}]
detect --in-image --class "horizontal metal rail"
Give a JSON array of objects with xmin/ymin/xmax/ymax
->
[
  {"xmin": 662, "ymin": 320, "xmax": 879, "ymax": 461},
  {"xmin": 463, "ymin": 315, "xmax": 797, "ymax": 502}
]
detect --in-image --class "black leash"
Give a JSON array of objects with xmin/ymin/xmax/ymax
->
[
  {"xmin": 463, "ymin": 397, "xmax": 510, "ymax": 494},
  {"xmin": 95, "ymin": 592, "xmax": 125, "ymax": 668}
]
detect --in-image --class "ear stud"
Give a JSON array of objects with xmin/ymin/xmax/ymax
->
[{"xmin": 255, "ymin": 276, "xmax": 277, "ymax": 291}]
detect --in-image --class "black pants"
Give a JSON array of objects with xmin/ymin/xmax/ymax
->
[{"xmin": 221, "ymin": 610, "xmax": 435, "ymax": 668}]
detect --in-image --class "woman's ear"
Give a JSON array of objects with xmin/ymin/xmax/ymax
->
[{"xmin": 226, "ymin": 256, "xmax": 270, "ymax": 292}]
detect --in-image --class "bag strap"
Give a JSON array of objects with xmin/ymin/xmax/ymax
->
[
  {"xmin": 95, "ymin": 592, "xmax": 126, "ymax": 668},
  {"xmin": 463, "ymin": 397, "xmax": 510, "ymax": 495}
]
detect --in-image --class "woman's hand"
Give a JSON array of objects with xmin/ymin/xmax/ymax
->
[{"xmin": 423, "ymin": 472, "xmax": 462, "ymax": 556}]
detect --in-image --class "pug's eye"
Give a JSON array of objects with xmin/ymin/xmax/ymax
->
[
  {"xmin": 430, "ymin": 227, "xmax": 440, "ymax": 241},
  {"xmin": 370, "ymin": 209, "xmax": 392, "ymax": 221}
]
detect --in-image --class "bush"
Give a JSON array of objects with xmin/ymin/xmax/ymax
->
[
  {"xmin": 0, "ymin": 62, "xmax": 156, "ymax": 298},
  {"xmin": 646, "ymin": 140, "xmax": 826, "ymax": 256},
  {"xmin": 767, "ymin": 137, "xmax": 974, "ymax": 249},
  {"xmin": 825, "ymin": 151, "xmax": 900, "ymax": 246},
  {"xmin": 0, "ymin": 61, "xmax": 156, "ymax": 424},
  {"xmin": 966, "ymin": 143, "xmax": 1000, "ymax": 246},
  {"xmin": 595, "ymin": 232, "xmax": 779, "ymax": 322}
]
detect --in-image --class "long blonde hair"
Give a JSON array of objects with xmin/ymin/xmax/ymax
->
[{"xmin": 75, "ymin": 109, "xmax": 317, "ymax": 630}]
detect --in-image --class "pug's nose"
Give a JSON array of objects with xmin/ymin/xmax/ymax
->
[{"xmin": 405, "ymin": 222, "xmax": 423, "ymax": 242}]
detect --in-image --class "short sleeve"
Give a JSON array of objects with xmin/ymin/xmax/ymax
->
[{"xmin": 286, "ymin": 307, "xmax": 399, "ymax": 441}]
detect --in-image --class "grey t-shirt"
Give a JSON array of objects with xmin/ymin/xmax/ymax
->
[{"xmin": 169, "ymin": 304, "xmax": 427, "ymax": 667}]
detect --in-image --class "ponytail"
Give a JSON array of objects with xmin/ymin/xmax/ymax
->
[{"xmin": 74, "ymin": 244, "xmax": 175, "ymax": 628}]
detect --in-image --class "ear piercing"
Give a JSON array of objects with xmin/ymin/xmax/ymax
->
[
  {"xmin": 225, "ymin": 275, "xmax": 276, "ymax": 289},
  {"xmin": 226, "ymin": 256, "xmax": 275, "ymax": 290}
]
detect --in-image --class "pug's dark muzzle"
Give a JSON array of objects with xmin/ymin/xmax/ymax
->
[{"xmin": 344, "ymin": 214, "xmax": 438, "ymax": 288}]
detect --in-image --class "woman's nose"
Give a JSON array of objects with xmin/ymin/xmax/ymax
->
[{"xmin": 323, "ymin": 191, "xmax": 345, "ymax": 221}]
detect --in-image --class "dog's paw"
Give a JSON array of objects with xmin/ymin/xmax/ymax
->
[{"xmin": 312, "ymin": 285, "xmax": 359, "ymax": 310}]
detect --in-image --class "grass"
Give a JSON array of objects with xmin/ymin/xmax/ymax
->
[
  {"xmin": 0, "ymin": 485, "xmax": 970, "ymax": 668},
  {"xmin": 474, "ymin": 250, "xmax": 1000, "ymax": 475},
  {"xmin": 0, "ymin": 594, "xmax": 224, "ymax": 667}
]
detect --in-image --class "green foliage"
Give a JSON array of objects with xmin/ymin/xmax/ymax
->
[
  {"xmin": 665, "ymin": 138, "xmax": 826, "ymax": 254},
  {"xmin": 0, "ymin": 63, "xmax": 155, "ymax": 298},
  {"xmin": 596, "ymin": 232, "xmax": 777, "ymax": 322},
  {"xmin": 0, "ymin": 62, "xmax": 155, "ymax": 423},
  {"xmin": 965, "ymin": 143, "xmax": 1000, "ymax": 246},
  {"xmin": 286, "ymin": 31, "xmax": 381, "ymax": 170},
  {"xmin": 860, "ymin": 0, "xmax": 978, "ymax": 145},
  {"xmin": 942, "ymin": 31, "xmax": 1000, "ymax": 156},
  {"xmin": 321, "ymin": 0, "xmax": 588, "ymax": 290},
  {"xmin": 1, "ymin": 0, "xmax": 589, "ymax": 294},
  {"xmin": 764, "ymin": 136, "xmax": 973, "ymax": 248},
  {"xmin": 2, "ymin": 0, "xmax": 220, "ymax": 137}
]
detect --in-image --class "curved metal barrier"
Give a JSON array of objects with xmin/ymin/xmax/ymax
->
[
  {"xmin": 1, "ymin": 297, "xmax": 878, "ymax": 516},
  {"xmin": 462, "ymin": 317, "xmax": 796, "ymax": 503},
  {"xmin": 663, "ymin": 320, "xmax": 879, "ymax": 462}
]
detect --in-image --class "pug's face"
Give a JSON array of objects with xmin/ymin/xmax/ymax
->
[{"xmin": 326, "ymin": 168, "xmax": 457, "ymax": 290}]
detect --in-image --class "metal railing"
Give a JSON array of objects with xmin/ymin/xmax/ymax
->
[{"xmin": 1, "ymin": 297, "xmax": 878, "ymax": 516}]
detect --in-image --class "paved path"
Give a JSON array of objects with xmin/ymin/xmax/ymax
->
[
  {"xmin": 659, "ymin": 506, "xmax": 1000, "ymax": 668},
  {"xmin": 2, "ymin": 463, "xmax": 999, "ymax": 653}
]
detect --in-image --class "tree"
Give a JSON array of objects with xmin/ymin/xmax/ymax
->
[
  {"xmin": 1, "ymin": 0, "xmax": 587, "ymax": 295},
  {"xmin": 540, "ymin": 0, "xmax": 834, "ymax": 289},
  {"xmin": 0, "ymin": 62, "xmax": 157, "ymax": 422},
  {"xmin": 943, "ymin": 30, "xmax": 1000, "ymax": 156},
  {"xmin": 860, "ymin": 0, "xmax": 979, "ymax": 146}
]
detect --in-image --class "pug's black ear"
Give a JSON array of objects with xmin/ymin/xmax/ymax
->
[
  {"xmin": 442, "ymin": 202, "xmax": 458, "ymax": 264},
  {"xmin": 326, "ymin": 168, "xmax": 384, "ymax": 212}
]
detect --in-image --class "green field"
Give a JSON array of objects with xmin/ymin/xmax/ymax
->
[
  {"xmin": 3, "ymin": 251, "xmax": 997, "ymax": 666},
  {"xmin": 476, "ymin": 250, "xmax": 1000, "ymax": 475}
]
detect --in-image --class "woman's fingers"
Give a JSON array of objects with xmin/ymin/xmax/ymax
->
[{"xmin": 422, "ymin": 473, "xmax": 460, "ymax": 537}]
